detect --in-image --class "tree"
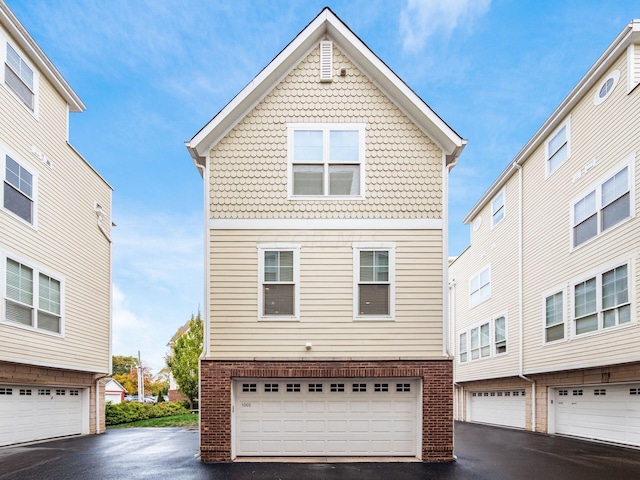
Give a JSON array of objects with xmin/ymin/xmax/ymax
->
[
  {"xmin": 112, "ymin": 355, "xmax": 138, "ymax": 375},
  {"xmin": 166, "ymin": 312, "xmax": 203, "ymax": 409}
]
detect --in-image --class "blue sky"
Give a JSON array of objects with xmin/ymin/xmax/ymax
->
[{"xmin": 6, "ymin": 0, "xmax": 639, "ymax": 372}]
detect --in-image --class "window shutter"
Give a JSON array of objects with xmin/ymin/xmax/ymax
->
[{"xmin": 320, "ymin": 40, "xmax": 333, "ymax": 82}]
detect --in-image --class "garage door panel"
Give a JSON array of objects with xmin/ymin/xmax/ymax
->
[
  {"xmin": 555, "ymin": 384, "xmax": 640, "ymax": 447},
  {"xmin": 469, "ymin": 390, "xmax": 526, "ymax": 429},
  {"xmin": 0, "ymin": 385, "xmax": 83, "ymax": 447},
  {"xmin": 234, "ymin": 378, "xmax": 419, "ymax": 456}
]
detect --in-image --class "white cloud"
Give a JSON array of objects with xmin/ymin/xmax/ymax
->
[{"xmin": 399, "ymin": 0, "xmax": 491, "ymax": 52}]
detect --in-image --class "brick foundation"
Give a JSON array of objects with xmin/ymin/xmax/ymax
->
[{"xmin": 200, "ymin": 359, "xmax": 453, "ymax": 462}]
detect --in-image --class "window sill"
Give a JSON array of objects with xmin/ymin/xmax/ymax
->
[
  {"xmin": 353, "ymin": 315, "xmax": 395, "ymax": 322},
  {"xmin": 0, "ymin": 320, "xmax": 63, "ymax": 338},
  {"xmin": 1, "ymin": 207, "xmax": 37, "ymax": 230},
  {"xmin": 288, "ymin": 195, "xmax": 365, "ymax": 201},
  {"xmin": 570, "ymin": 214, "xmax": 634, "ymax": 252},
  {"xmin": 258, "ymin": 316, "xmax": 300, "ymax": 322},
  {"xmin": 571, "ymin": 320, "xmax": 635, "ymax": 340}
]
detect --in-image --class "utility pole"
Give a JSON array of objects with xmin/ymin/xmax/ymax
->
[{"xmin": 137, "ymin": 351, "xmax": 144, "ymax": 403}]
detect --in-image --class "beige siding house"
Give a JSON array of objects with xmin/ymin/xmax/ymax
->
[
  {"xmin": 0, "ymin": 2, "xmax": 112, "ymax": 446},
  {"xmin": 451, "ymin": 19, "xmax": 640, "ymax": 447},
  {"xmin": 186, "ymin": 8, "xmax": 465, "ymax": 462}
]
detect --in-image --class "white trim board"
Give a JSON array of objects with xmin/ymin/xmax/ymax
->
[{"xmin": 209, "ymin": 218, "xmax": 443, "ymax": 230}]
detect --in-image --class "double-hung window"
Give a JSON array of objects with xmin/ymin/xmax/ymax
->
[
  {"xmin": 546, "ymin": 119, "xmax": 570, "ymax": 175},
  {"xmin": 573, "ymin": 263, "xmax": 631, "ymax": 336},
  {"xmin": 258, "ymin": 244, "xmax": 300, "ymax": 320},
  {"xmin": 5, "ymin": 43, "xmax": 35, "ymax": 110},
  {"xmin": 3, "ymin": 256, "xmax": 62, "ymax": 334},
  {"xmin": 459, "ymin": 332, "xmax": 468, "ymax": 363},
  {"xmin": 572, "ymin": 163, "xmax": 633, "ymax": 248},
  {"xmin": 544, "ymin": 291, "xmax": 565, "ymax": 343},
  {"xmin": 353, "ymin": 243, "xmax": 395, "ymax": 319},
  {"xmin": 492, "ymin": 190, "xmax": 505, "ymax": 227},
  {"xmin": 3, "ymin": 155, "xmax": 34, "ymax": 224},
  {"xmin": 288, "ymin": 123, "xmax": 365, "ymax": 198},
  {"xmin": 470, "ymin": 265, "xmax": 491, "ymax": 307},
  {"xmin": 470, "ymin": 322, "xmax": 490, "ymax": 360},
  {"xmin": 494, "ymin": 316, "xmax": 506, "ymax": 354}
]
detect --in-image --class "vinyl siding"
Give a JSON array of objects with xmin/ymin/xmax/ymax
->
[
  {"xmin": 451, "ymin": 175, "xmax": 521, "ymax": 381},
  {"xmin": 0, "ymin": 25, "xmax": 111, "ymax": 373},
  {"xmin": 208, "ymin": 42, "xmax": 443, "ymax": 220},
  {"xmin": 521, "ymin": 51, "xmax": 640, "ymax": 373},
  {"xmin": 208, "ymin": 229, "xmax": 444, "ymax": 359},
  {"xmin": 631, "ymin": 43, "xmax": 640, "ymax": 91}
]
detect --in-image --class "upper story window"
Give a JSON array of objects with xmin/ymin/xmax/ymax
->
[
  {"xmin": 470, "ymin": 265, "xmax": 491, "ymax": 307},
  {"xmin": 353, "ymin": 243, "xmax": 395, "ymax": 320},
  {"xmin": 459, "ymin": 313, "xmax": 507, "ymax": 363},
  {"xmin": 546, "ymin": 118, "xmax": 570, "ymax": 176},
  {"xmin": 257, "ymin": 244, "xmax": 300, "ymax": 320},
  {"xmin": 3, "ymin": 255, "xmax": 62, "ymax": 334},
  {"xmin": 573, "ymin": 263, "xmax": 631, "ymax": 336},
  {"xmin": 593, "ymin": 70, "xmax": 619, "ymax": 106},
  {"xmin": 491, "ymin": 190, "xmax": 505, "ymax": 227},
  {"xmin": 4, "ymin": 43, "xmax": 35, "ymax": 111},
  {"xmin": 544, "ymin": 290, "xmax": 565, "ymax": 343},
  {"xmin": 287, "ymin": 123, "xmax": 365, "ymax": 199},
  {"xmin": 571, "ymin": 161, "xmax": 633, "ymax": 249},
  {"xmin": 2, "ymin": 154, "xmax": 35, "ymax": 225}
]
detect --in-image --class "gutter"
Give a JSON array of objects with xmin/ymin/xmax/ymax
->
[{"xmin": 513, "ymin": 162, "xmax": 536, "ymax": 432}]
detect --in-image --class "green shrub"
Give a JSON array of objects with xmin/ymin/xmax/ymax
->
[{"xmin": 106, "ymin": 401, "xmax": 189, "ymax": 426}]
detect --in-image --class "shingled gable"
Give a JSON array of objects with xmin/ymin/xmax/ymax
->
[{"xmin": 185, "ymin": 7, "xmax": 466, "ymax": 171}]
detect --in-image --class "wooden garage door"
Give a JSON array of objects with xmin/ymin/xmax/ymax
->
[
  {"xmin": 554, "ymin": 384, "xmax": 640, "ymax": 446},
  {"xmin": 469, "ymin": 390, "xmax": 526, "ymax": 429},
  {"xmin": 234, "ymin": 378, "xmax": 419, "ymax": 456},
  {"xmin": 0, "ymin": 385, "xmax": 83, "ymax": 446}
]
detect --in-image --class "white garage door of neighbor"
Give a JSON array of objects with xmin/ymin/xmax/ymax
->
[
  {"xmin": 554, "ymin": 384, "xmax": 640, "ymax": 446},
  {"xmin": 0, "ymin": 385, "xmax": 84, "ymax": 446},
  {"xmin": 234, "ymin": 378, "xmax": 419, "ymax": 457},
  {"xmin": 469, "ymin": 390, "xmax": 526, "ymax": 429}
]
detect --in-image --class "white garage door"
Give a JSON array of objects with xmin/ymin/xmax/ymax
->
[
  {"xmin": 554, "ymin": 384, "xmax": 640, "ymax": 446},
  {"xmin": 0, "ymin": 385, "xmax": 84, "ymax": 446},
  {"xmin": 469, "ymin": 389, "xmax": 526, "ymax": 428},
  {"xmin": 234, "ymin": 378, "xmax": 419, "ymax": 456}
]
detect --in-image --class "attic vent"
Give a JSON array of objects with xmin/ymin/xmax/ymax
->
[{"xmin": 320, "ymin": 40, "xmax": 333, "ymax": 82}]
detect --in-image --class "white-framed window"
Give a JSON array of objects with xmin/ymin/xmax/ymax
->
[
  {"xmin": 287, "ymin": 123, "xmax": 365, "ymax": 199},
  {"xmin": 493, "ymin": 315, "xmax": 507, "ymax": 355},
  {"xmin": 470, "ymin": 322, "xmax": 490, "ymax": 360},
  {"xmin": 470, "ymin": 265, "xmax": 491, "ymax": 307},
  {"xmin": 1, "ymin": 253, "xmax": 63, "ymax": 335},
  {"xmin": 460, "ymin": 312, "xmax": 508, "ymax": 362},
  {"xmin": 257, "ymin": 244, "xmax": 300, "ymax": 320},
  {"xmin": 544, "ymin": 290, "xmax": 565, "ymax": 343},
  {"xmin": 571, "ymin": 160, "xmax": 634, "ymax": 249},
  {"xmin": 3, "ymin": 41, "xmax": 37, "ymax": 112},
  {"xmin": 573, "ymin": 262, "xmax": 632, "ymax": 337},
  {"xmin": 2, "ymin": 153, "xmax": 35, "ymax": 225},
  {"xmin": 546, "ymin": 118, "xmax": 570, "ymax": 176},
  {"xmin": 594, "ymin": 70, "xmax": 619, "ymax": 105},
  {"xmin": 353, "ymin": 242, "xmax": 395, "ymax": 320},
  {"xmin": 491, "ymin": 190, "xmax": 505, "ymax": 227},
  {"xmin": 459, "ymin": 332, "xmax": 468, "ymax": 363}
]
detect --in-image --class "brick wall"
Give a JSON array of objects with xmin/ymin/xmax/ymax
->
[
  {"xmin": 200, "ymin": 359, "xmax": 453, "ymax": 462},
  {"xmin": 0, "ymin": 360, "xmax": 105, "ymax": 434}
]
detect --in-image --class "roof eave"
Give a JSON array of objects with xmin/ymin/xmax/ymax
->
[
  {"xmin": 462, "ymin": 19, "xmax": 640, "ymax": 224},
  {"xmin": 187, "ymin": 8, "xmax": 465, "ymax": 166},
  {"xmin": 0, "ymin": 2, "xmax": 85, "ymax": 112}
]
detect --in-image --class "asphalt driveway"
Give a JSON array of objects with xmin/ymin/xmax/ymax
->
[{"xmin": 1, "ymin": 422, "xmax": 640, "ymax": 479}]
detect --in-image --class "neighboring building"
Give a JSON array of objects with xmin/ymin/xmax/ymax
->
[
  {"xmin": 450, "ymin": 20, "xmax": 640, "ymax": 447},
  {"xmin": 186, "ymin": 8, "xmax": 465, "ymax": 462},
  {"xmin": 105, "ymin": 378, "xmax": 126, "ymax": 404},
  {"xmin": 0, "ymin": 1, "xmax": 112, "ymax": 446},
  {"xmin": 166, "ymin": 321, "xmax": 189, "ymax": 403}
]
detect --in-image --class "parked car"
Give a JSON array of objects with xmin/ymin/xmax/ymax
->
[{"xmin": 143, "ymin": 395, "xmax": 157, "ymax": 404}]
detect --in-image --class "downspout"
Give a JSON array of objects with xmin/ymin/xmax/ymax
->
[
  {"xmin": 513, "ymin": 162, "xmax": 536, "ymax": 432},
  {"xmin": 442, "ymin": 152, "xmax": 456, "ymax": 357},
  {"xmin": 194, "ymin": 159, "xmax": 209, "ymax": 457}
]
